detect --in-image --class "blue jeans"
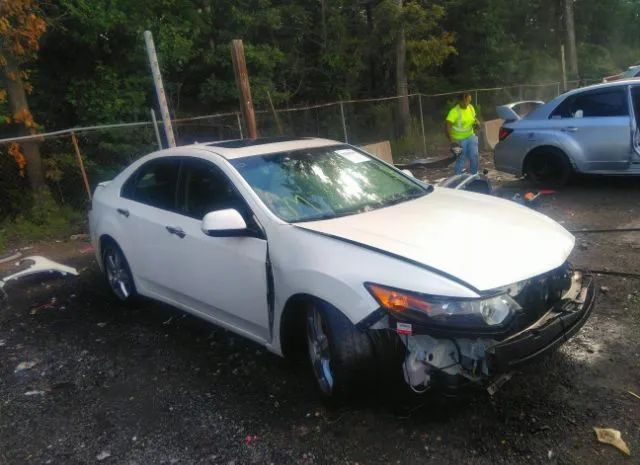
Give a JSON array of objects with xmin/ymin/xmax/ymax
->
[{"xmin": 453, "ymin": 134, "xmax": 479, "ymax": 175}]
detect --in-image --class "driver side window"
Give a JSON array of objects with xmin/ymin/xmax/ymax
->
[{"xmin": 177, "ymin": 158, "xmax": 248, "ymax": 221}]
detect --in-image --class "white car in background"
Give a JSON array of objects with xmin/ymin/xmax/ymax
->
[{"xmin": 89, "ymin": 137, "xmax": 594, "ymax": 397}]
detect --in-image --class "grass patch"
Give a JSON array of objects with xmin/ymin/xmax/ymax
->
[{"xmin": 0, "ymin": 192, "xmax": 83, "ymax": 252}]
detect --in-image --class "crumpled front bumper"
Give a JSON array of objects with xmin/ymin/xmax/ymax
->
[
  {"xmin": 395, "ymin": 271, "xmax": 596, "ymax": 392},
  {"xmin": 487, "ymin": 273, "xmax": 595, "ymax": 373}
]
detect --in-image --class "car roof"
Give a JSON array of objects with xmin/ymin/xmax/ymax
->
[
  {"xmin": 191, "ymin": 136, "xmax": 342, "ymax": 160},
  {"xmin": 564, "ymin": 79, "xmax": 640, "ymax": 97}
]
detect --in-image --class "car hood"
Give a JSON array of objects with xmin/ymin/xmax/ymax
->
[{"xmin": 296, "ymin": 187, "xmax": 575, "ymax": 292}]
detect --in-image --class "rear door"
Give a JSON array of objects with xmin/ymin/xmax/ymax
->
[
  {"xmin": 632, "ymin": 86, "xmax": 640, "ymax": 158},
  {"xmin": 166, "ymin": 156, "xmax": 270, "ymax": 340},
  {"xmin": 549, "ymin": 86, "xmax": 631, "ymax": 170}
]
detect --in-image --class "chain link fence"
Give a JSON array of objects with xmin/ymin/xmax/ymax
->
[{"xmin": 0, "ymin": 79, "xmax": 598, "ymax": 218}]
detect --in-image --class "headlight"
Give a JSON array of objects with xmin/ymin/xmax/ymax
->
[{"xmin": 365, "ymin": 283, "xmax": 521, "ymax": 329}]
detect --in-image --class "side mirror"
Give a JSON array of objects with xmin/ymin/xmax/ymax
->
[
  {"xmin": 401, "ymin": 169, "xmax": 415, "ymax": 178},
  {"xmin": 201, "ymin": 209, "xmax": 248, "ymax": 237}
]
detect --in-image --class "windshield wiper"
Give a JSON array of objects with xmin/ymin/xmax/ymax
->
[{"xmin": 378, "ymin": 191, "xmax": 427, "ymax": 208}]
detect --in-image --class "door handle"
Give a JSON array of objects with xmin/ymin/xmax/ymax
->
[
  {"xmin": 165, "ymin": 226, "xmax": 186, "ymax": 238},
  {"xmin": 561, "ymin": 127, "xmax": 578, "ymax": 132},
  {"xmin": 117, "ymin": 208, "xmax": 130, "ymax": 217}
]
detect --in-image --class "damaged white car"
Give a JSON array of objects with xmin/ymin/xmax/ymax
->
[{"xmin": 89, "ymin": 137, "xmax": 595, "ymax": 397}]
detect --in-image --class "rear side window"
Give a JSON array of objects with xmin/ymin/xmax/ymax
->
[
  {"xmin": 178, "ymin": 158, "xmax": 247, "ymax": 220},
  {"xmin": 121, "ymin": 158, "xmax": 180, "ymax": 210},
  {"xmin": 550, "ymin": 87, "xmax": 628, "ymax": 118}
]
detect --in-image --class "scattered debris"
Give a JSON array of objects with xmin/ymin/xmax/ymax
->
[
  {"xmin": 15, "ymin": 361, "xmax": 38, "ymax": 372},
  {"xmin": 24, "ymin": 390, "xmax": 46, "ymax": 396},
  {"xmin": 593, "ymin": 427, "xmax": 631, "ymax": 456},
  {"xmin": 628, "ymin": 391, "xmax": 640, "ymax": 401},
  {"xmin": 243, "ymin": 435, "xmax": 259, "ymax": 446},
  {"xmin": 438, "ymin": 173, "xmax": 492, "ymax": 194},
  {"xmin": 547, "ymin": 449, "xmax": 554, "ymax": 460},
  {"xmin": 0, "ymin": 339, "xmax": 5, "ymax": 347},
  {"xmin": 0, "ymin": 250, "xmax": 22, "ymax": 265},
  {"xmin": 395, "ymin": 154, "xmax": 455, "ymax": 169},
  {"xmin": 600, "ymin": 286, "xmax": 610, "ymax": 294},
  {"xmin": 96, "ymin": 450, "xmax": 111, "ymax": 461},
  {"xmin": 0, "ymin": 256, "xmax": 78, "ymax": 303},
  {"xmin": 79, "ymin": 245, "xmax": 94, "ymax": 255},
  {"xmin": 97, "ymin": 322, "xmax": 107, "ymax": 328},
  {"xmin": 1, "ymin": 256, "xmax": 78, "ymax": 287},
  {"xmin": 70, "ymin": 233, "xmax": 89, "ymax": 241},
  {"xmin": 511, "ymin": 189, "xmax": 556, "ymax": 207},
  {"xmin": 31, "ymin": 298, "xmax": 58, "ymax": 314}
]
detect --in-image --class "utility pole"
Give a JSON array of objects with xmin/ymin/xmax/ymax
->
[
  {"xmin": 563, "ymin": 0, "xmax": 579, "ymax": 79},
  {"xmin": 230, "ymin": 39, "xmax": 258, "ymax": 139},
  {"xmin": 144, "ymin": 30, "xmax": 176, "ymax": 147},
  {"xmin": 560, "ymin": 45, "xmax": 568, "ymax": 92},
  {"xmin": 395, "ymin": 0, "xmax": 410, "ymax": 135}
]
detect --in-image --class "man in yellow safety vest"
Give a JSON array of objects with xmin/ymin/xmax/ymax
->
[{"xmin": 445, "ymin": 92, "xmax": 480, "ymax": 174}]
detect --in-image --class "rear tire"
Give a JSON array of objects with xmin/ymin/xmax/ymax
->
[
  {"xmin": 524, "ymin": 150, "xmax": 572, "ymax": 187},
  {"xmin": 305, "ymin": 300, "xmax": 375, "ymax": 398},
  {"xmin": 101, "ymin": 241, "xmax": 137, "ymax": 303}
]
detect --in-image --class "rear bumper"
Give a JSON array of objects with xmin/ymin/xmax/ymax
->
[
  {"xmin": 493, "ymin": 141, "xmax": 524, "ymax": 176},
  {"xmin": 487, "ymin": 274, "xmax": 595, "ymax": 373}
]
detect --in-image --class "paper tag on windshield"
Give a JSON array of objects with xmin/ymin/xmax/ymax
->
[
  {"xmin": 396, "ymin": 322, "xmax": 413, "ymax": 336},
  {"xmin": 335, "ymin": 149, "xmax": 369, "ymax": 163}
]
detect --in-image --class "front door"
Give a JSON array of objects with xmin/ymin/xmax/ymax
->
[
  {"xmin": 167, "ymin": 157, "xmax": 270, "ymax": 341},
  {"xmin": 550, "ymin": 86, "xmax": 632, "ymax": 171}
]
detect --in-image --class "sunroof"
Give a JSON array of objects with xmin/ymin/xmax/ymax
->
[{"xmin": 207, "ymin": 136, "xmax": 310, "ymax": 149}]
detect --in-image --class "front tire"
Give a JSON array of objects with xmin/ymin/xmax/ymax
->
[
  {"xmin": 305, "ymin": 300, "xmax": 375, "ymax": 398},
  {"xmin": 102, "ymin": 242, "xmax": 137, "ymax": 302}
]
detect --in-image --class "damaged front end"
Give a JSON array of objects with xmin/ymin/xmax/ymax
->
[{"xmin": 364, "ymin": 264, "xmax": 595, "ymax": 394}]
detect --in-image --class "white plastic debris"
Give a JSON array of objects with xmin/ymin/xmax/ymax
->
[
  {"xmin": 24, "ymin": 390, "xmax": 46, "ymax": 396},
  {"xmin": 2, "ymin": 256, "xmax": 78, "ymax": 285},
  {"xmin": 15, "ymin": 361, "xmax": 38, "ymax": 372},
  {"xmin": 1, "ymin": 256, "xmax": 78, "ymax": 302},
  {"xmin": 96, "ymin": 451, "xmax": 111, "ymax": 461}
]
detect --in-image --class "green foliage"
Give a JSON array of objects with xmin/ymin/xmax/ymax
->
[
  {"xmin": 0, "ymin": 192, "xmax": 81, "ymax": 249},
  {"xmin": 1, "ymin": 0, "xmax": 640, "ymax": 227},
  {"xmin": 66, "ymin": 67, "xmax": 148, "ymax": 124}
]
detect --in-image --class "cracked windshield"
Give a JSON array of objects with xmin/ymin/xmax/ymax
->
[{"xmin": 231, "ymin": 146, "xmax": 429, "ymax": 222}]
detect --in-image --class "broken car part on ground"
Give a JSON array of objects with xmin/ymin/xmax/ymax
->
[
  {"xmin": 86, "ymin": 137, "xmax": 595, "ymax": 397},
  {"xmin": 0, "ymin": 256, "xmax": 79, "ymax": 303}
]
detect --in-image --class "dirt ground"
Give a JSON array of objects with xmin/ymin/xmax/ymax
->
[{"xmin": 1, "ymin": 158, "xmax": 639, "ymax": 465}]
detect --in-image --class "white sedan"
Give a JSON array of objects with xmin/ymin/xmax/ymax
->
[{"xmin": 89, "ymin": 137, "xmax": 595, "ymax": 397}]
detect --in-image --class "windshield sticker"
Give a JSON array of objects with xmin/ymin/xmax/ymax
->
[{"xmin": 334, "ymin": 149, "xmax": 369, "ymax": 163}]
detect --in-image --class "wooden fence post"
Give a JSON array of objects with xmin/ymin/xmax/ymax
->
[
  {"xmin": 70, "ymin": 132, "xmax": 92, "ymax": 202},
  {"xmin": 230, "ymin": 39, "xmax": 258, "ymax": 139}
]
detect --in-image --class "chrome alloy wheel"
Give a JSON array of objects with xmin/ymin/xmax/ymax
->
[
  {"xmin": 307, "ymin": 305, "xmax": 334, "ymax": 395},
  {"xmin": 104, "ymin": 247, "xmax": 132, "ymax": 300}
]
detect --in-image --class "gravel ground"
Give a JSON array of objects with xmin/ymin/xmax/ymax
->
[{"xmin": 1, "ymin": 166, "xmax": 639, "ymax": 465}]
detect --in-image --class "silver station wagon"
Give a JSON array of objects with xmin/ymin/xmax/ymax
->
[{"xmin": 494, "ymin": 80, "xmax": 640, "ymax": 186}]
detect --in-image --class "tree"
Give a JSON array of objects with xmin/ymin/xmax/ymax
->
[
  {"xmin": 0, "ymin": 0, "xmax": 47, "ymax": 192},
  {"xmin": 563, "ymin": 0, "xmax": 579, "ymax": 78},
  {"xmin": 374, "ymin": 0, "xmax": 455, "ymax": 134}
]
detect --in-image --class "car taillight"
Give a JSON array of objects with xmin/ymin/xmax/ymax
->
[{"xmin": 498, "ymin": 127, "xmax": 513, "ymax": 141}]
